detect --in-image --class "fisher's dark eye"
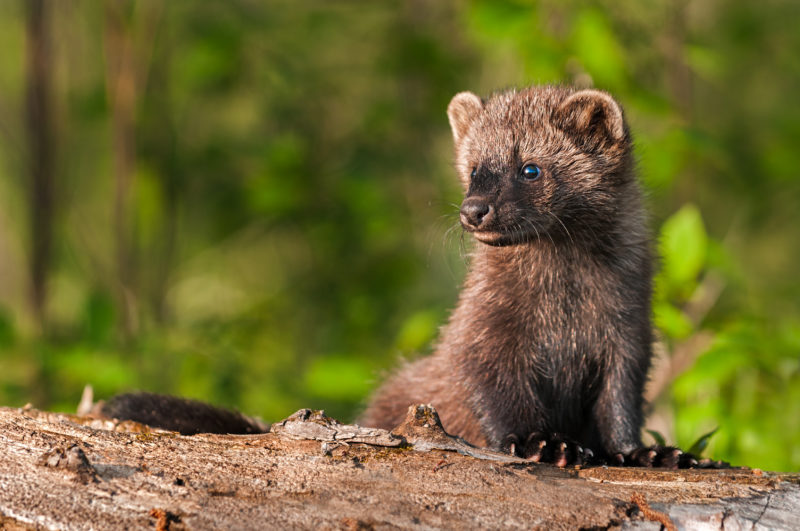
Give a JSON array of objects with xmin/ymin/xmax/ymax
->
[
  {"xmin": 470, "ymin": 167, "xmax": 477, "ymax": 179},
  {"xmin": 521, "ymin": 164, "xmax": 541, "ymax": 181}
]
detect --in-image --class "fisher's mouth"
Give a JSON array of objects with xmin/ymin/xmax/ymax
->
[
  {"xmin": 467, "ymin": 228, "xmax": 533, "ymax": 246},
  {"xmin": 459, "ymin": 196, "xmax": 541, "ymax": 246}
]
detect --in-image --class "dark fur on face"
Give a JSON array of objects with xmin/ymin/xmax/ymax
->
[
  {"xmin": 450, "ymin": 87, "xmax": 635, "ymax": 247},
  {"xmin": 360, "ymin": 86, "xmax": 656, "ymax": 462}
]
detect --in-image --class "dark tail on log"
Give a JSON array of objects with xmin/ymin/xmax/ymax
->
[{"xmin": 100, "ymin": 392, "xmax": 269, "ymax": 435}]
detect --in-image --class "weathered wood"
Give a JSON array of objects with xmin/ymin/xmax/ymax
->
[{"xmin": 0, "ymin": 404, "xmax": 797, "ymax": 530}]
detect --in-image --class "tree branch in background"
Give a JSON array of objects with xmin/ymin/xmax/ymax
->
[
  {"xmin": 102, "ymin": 0, "xmax": 161, "ymax": 339},
  {"xmin": 104, "ymin": 0, "xmax": 139, "ymax": 339},
  {"xmin": 646, "ymin": 271, "xmax": 726, "ymax": 408},
  {"xmin": 25, "ymin": 0, "xmax": 55, "ymax": 333},
  {"xmin": 666, "ymin": 0, "xmax": 692, "ymax": 121}
]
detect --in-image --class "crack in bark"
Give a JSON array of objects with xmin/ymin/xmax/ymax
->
[{"xmin": 751, "ymin": 492, "xmax": 772, "ymax": 530}]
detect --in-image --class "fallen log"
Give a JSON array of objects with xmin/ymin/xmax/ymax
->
[{"xmin": 0, "ymin": 404, "xmax": 797, "ymax": 530}]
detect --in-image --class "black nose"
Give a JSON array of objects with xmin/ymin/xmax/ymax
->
[{"xmin": 460, "ymin": 197, "xmax": 494, "ymax": 230}]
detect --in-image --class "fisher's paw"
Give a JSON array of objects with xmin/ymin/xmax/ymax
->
[
  {"xmin": 502, "ymin": 432, "xmax": 592, "ymax": 467},
  {"xmin": 614, "ymin": 446, "xmax": 698, "ymax": 469}
]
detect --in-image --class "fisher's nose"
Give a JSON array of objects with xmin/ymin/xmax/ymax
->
[{"xmin": 460, "ymin": 197, "xmax": 495, "ymax": 230}]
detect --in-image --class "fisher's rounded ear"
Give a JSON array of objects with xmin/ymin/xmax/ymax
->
[
  {"xmin": 554, "ymin": 89, "xmax": 627, "ymax": 150},
  {"xmin": 447, "ymin": 92, "xmax": 483, "ymax": 145}
]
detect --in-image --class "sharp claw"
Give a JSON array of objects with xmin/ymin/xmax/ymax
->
[{"xmin": 507, "ymin": 434, "xmax": 591, "ymax": 467}]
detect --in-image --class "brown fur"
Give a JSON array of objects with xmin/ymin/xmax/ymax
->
[{"xmin": 359, "ymin": 86, "xmax": 654, "ymax": 460}]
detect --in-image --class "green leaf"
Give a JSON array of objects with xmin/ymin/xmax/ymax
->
[
  {"xmin": 637, "ymin": 128, "xmax": 689, "ymax": 190},
  {"xmin": 467, "ymin": 0, "xmax": 533, "ymax": 43},
  {"xmin": 0, "ymin": 307, "xmax": 15, "ymax": 348},
  {"xmin": 304, "ymin": 356, "xmax": 374, "ymax": 402},
  {"xmin": 687, "ymin": 427, "xmax": 719, "ymax": 457},
  {"xmin": 685, "ymin": 45, "xmax": 724, "ymax": 80},
  {"xmin": 395, "ymin": 310, "xmax": 441, "ymax": 352},
  {"xmin": 646, "ymin": 429, "xmax": 667, "ymax": 447},
  {"xmin": 659, "ymin": 204, "xmax": 708, "ymax": 296},
  {"xmin": 83, "ymin": 291, "xmax": 115, "ymax": 345},
  {"xmin": 654, "ymin": 301, "xmax": 694, "ymax": 340},
  {"xmin": 571, "ymin": 8, "xmax": 627, "ymax": 88}
]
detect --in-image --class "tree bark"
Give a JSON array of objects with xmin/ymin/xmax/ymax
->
[{"xmin": 0, "ymin": 404, "xmax": 797, "ymax": 530}]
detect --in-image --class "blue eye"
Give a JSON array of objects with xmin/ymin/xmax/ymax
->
[
  {"xmin": 521, "ymin": 164, "xmax": 541, "ymax": 180},
  {"xmin": 470, "ymin": 167, "xmax": 477, "ymax": 178}
]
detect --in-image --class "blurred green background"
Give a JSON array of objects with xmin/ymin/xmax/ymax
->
[{"xmin": 1, "ymin": 0, "xmax": 798, "ymax": 471}]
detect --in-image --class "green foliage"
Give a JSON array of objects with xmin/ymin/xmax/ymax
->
[
  {"xmin": 687, "ymin": 427, "xmax": 718, "ymax": 457},
  {"xmin": 672, "ymin": 319, "xmax": 800, "ymax": 471},
  {"xmin": 0, "ymin": 308, "xmax": 16, "ymax": 349},
  {"xmin": 659, "ymin": 205, "xmax": 708, "ymax": 298},
  {"xmin": 654, "ymin": 205, "xmax": 708, "ymax": 341},
  {"xmin": 645, "ymin": 429, "xmax": 667, "ymax": 447},
  {"xmin": 0, "ymin": 0, "xmax": 798, "ymax": 472},
  {"xmin": 571, "ymin": 9, "xmax": 627, "ymax": 88}
]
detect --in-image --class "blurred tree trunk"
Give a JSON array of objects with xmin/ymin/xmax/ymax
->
[
  {"xmin": 103, "ymin": 1, "xmax": 161, "ymax": 339},
  {"xmin": 25, "ymin": 0, "xmax": 54, "ymax": 333},
  {"xmin": 104, "ymin": 0, "xmax": 140, "ymax": 340},
  {"xmin": 667, "ymin": 0, "xmax": 692, "ymax": 120},
  {"xmin": 145, "ymin": 22, "xmax": 178, "ymax": 325}
]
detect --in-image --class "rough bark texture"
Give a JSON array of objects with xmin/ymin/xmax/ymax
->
[{"xmin": 0, "ymin": 404, "xmax": 797, "ymax": 530}]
